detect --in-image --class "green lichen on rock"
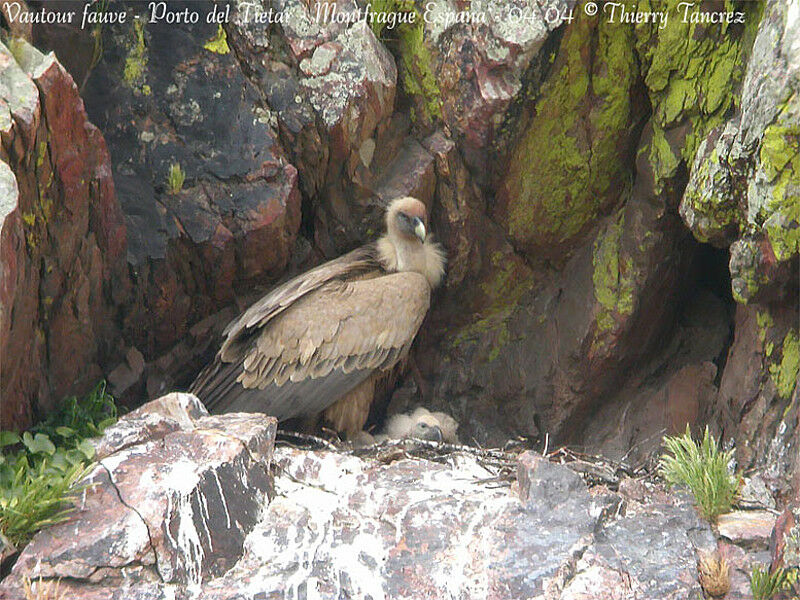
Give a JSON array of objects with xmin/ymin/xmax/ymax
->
[
  {"xmin": 450, "ymin": 252, "xmax": 533, "ymax": 361},
  {"xmin": 398, "ymin": 19, "xmax": 442, "ymax": 124},
  {"xmin": 593, "ymin": 211, "xmax": 635, "ymax": 333},
  {"xmin": 756, "ymin": 310, "xmax": 774, "ymax": 342},
  {"xmin": 731, "ymin": 270, "xmax": 765, "ymax": 304},
  {"xmin": 369, "ymin": 1, "xmax": 441, "ymax": 125},
  {"xmin": 770, "ymin": 330, "xmax": 800, "ymax": 399},
  {"xmin": 499, "ymin": 13, "xmax": 640, "ymax": 255},
  {"xmin": 123, "ymin": 19, "xmax": 148, "ymax": 91},
  {"xmin": 681, "ymin": 136, "xmax": 743, "ymax": 245},
  {"xmin": 203, "ymin": 24, "xmax": 230, "ymax": 55},
  {"xmin": 648, "ymin": 122, "xmax": 680, "ymax": 188},
  {"xmin": 635, "ymin": 0, "xmax": 760, "ymax": 189},
  {"xmin": 730, "ymin": 238, "xmax": 771, "ymax": 305},
  {"xmin": 35, "ymin": 140, "xmax": 47, "ymax": 169},
  {"xmin": 756, "ymin": 309, "xmax": 775, "ymax": 356},
  {"xmin": 760, "ymin": 121, "xmax": 800, "ymax": 261}
]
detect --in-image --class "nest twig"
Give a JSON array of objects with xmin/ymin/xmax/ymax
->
[
  {"xmin": 276, "ymin": 429, "xmax": 340, "ymax": 452},
  {"xmin": 274, "ymin": 429, "xmax": 655, "ymax": 490}
]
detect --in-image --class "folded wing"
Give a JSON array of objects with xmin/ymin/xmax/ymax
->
[{"xmin": 191, "ymin": 270, "xmax": 431, "ymax": 421}]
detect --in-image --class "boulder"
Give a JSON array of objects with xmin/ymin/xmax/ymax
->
[
  {"xmin": 82, "ymin": 3, "xmax": 302, "ymax": 356},
  {"xmin": 717, "ymin": 510, "xmax": 777, "ymax": 550},
  {"xmin": 0, "ymin": 39, "xmax": 127, "ymax": 430},
  {"xmin": 227, "ymin": 0, "xmax": 399, "ymax": 257},
  {"xmin": 681, "ymin": 0, "xmax": 800, "ymax": 305},
  {"xmin": 676, "ymin": 0, "xmax": 800, "ymax": 490},
  {"xmin": 1, "ymin": 444, "xmax": 719, "ymax": 599},
  {"xmin": 391, "ymin": 0, "xmax": 572, "ymax": 177},
  {"xmin": 0, "ymin": 393, "xmax": 276, "ymax": 599}
]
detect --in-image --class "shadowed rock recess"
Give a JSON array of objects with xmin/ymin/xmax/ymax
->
[{"xmin": 0, "ymin": 0, "xmax": 798, "ymax": 595}]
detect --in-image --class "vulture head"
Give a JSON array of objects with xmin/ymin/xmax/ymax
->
[
  {"xmin": 387, "ymin": 196, "xmax": 429, "ymax": 243},
  {"xmin": 409, "ymin": 415, "xmax": 444, "ymax": 442},
  {"xmin": 379, "ymin": 197, "xmax": 445, "ymax": 289}
]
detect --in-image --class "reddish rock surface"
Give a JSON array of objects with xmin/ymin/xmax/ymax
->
[
  {"xmin": 717, "ymin": 510, "xmax": 777, "ymax": 549},
  {"xmin": 0, "ymin": 428, "xmax": 716, "ymax": 600},
  {"xmin": 0, "ymin": 393, "xmax": 276, "ymax": 598},
  {"xmin": 0, "ymin": 40, "xmax": 127, "ymax": 430}
]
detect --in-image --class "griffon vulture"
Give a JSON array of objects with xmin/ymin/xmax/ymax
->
[{"xmin": 190, "ymin": 197, "xmax": 445, "ymax": 436}]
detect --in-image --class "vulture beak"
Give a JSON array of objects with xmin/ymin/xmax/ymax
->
[
  {"xmin": 418, "ymin": 425, "xmax": 443, "ymax": 442},
  {"xmin": 413, "ymin": 218, "xmax": 426, "ymax": 243}
]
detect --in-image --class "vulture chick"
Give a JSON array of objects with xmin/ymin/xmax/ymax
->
[
  {"xmin": 383, "ymin": 407, "xmax": 459, "ymax": 442},
  {"xmin": 353, "ymin": 407, "xmax": 459, "ymax": 446},
  {"xmin": 190, "ymin": 197, "xmax": 445, "ymax": 436}
]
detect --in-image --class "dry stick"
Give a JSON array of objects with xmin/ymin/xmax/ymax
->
[
  {"xmin": 349, "ymin": 437, "xmax": 521, "ymax": 462},
  {"xmin": 276, "ymin": 429, "xmax": 339, "ymax": 452},
  {"xmin": 278, "ymin": 431, "xmax": 630, "ymax": 489}
]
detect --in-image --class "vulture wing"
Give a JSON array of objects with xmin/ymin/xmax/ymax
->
[{"xmin": 191, "ymin": 269, "xmax": 431, "ymax": 421}]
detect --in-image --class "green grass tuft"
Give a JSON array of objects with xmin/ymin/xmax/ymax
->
[
  {"xmin": 749, "ymin": 564, "xmax": 790, "ymax": 600},
  {"xmin": 0, "ymin": 459, "xmax": 92, "ymax": 548},
  {"xmin": 658, "ymin": 425, "xmax": 740, "ymax": 522},
  {"xmin": 166, "ymin": 163, "xmax": 185, "ymax": 195},
  {"xmin": 0, "ymin": 382, "xmax": 117, "ymax": 547}
]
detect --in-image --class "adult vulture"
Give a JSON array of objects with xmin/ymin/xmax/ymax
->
[{"xmin": 190, "ymin": 197, "xmax": 445, "ymax": 436}]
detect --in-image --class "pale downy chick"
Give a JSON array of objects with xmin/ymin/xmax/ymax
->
[{"xmin": 383, "ymin": 407, "xmax": 459, "ymax": 443}]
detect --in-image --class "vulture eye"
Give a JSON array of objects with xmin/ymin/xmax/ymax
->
[{"xmin": 418, "ymin": 422, "xmax": 428, "ymax": 429}]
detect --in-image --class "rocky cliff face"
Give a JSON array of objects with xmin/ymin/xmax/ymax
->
[
  {"xmin": 0, "ymin": 0, "xmax": 798, "ymax": 496},
  {"xmin": 0, "ymin": 394, "xmax": 727, "ymax": 600},
  {"xmin": 684, "ymin": 0, "xmax": 800, "ymax": 495},
  {"xmin": 0, "ymin": 40, "xmax": 127, "ymax": 430}
]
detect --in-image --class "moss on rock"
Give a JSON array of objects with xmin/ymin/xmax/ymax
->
[
  {"xmin": 680, "ymin": 133, "xmax": 742, "ymax": 245},
  {"xmin": 498, "ymin": 13, "xmax": 641, "ymax": 257},
  {"xmin": 635, "ymin": 0, "xmax": 760, "ymax": 189},
  {"xmin": 397, "ymin": 19, "xmax": 442, "ymax": 125},
  {"xmin": 370, "ymin": 1, "xmax": 442, "ymax": 125},
  {"xmin": 123, "ymin": 19, "xmax": 148, "ymax": 91},
  {"xmin": 203, "ymin": 24, "xmax": 230, "ymax": 55},
  {"xmin": 450, "ymin": 251, "xmax": 533, "ymax": 362},
  {"xmin": 592, "ymin": 210, "xmax": 635, "ymax": 334},
  {"xmin": 760, "ymin": 121, "xmax": 800, "ymax": 262},
  {"xmin": 770, "ymin": 330, "xmax": 800, "ymax": 399}
]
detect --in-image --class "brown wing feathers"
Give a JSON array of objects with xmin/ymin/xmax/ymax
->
[
  {"xmin": 191, "ymin": 197, "xmax": 446, "ymax": 429},
  {"xmin": 235, "ymin": 273, "xmax": 429, "ymax": 394},
  {"xmin": 190, "ymin": 248, "xmax": 431, "ymax": 422}
]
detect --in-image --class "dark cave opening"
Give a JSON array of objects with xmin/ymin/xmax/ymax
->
[
  {"xmin": 684, "ymin": 241, "xmax": 737, "ymax": 388},
  {"xmin": 578, "ymin": 236, "xmax": 738, "ymax": 464}
]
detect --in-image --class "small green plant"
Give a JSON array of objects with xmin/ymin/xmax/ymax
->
[
  {"xmin": 166, "ymin": 163, "xmax": 185, "ymax": 195},
  {"xmin": 658, "ymin": 425, "xmax": 740, "ymax": 522},
  {"xmin": 30, "ymin": 381, "xmax": 117, "ymax": 442},
  {"xmin": 0, "ymin": 457, "xmax": 91, "ymax": 547},
  {"xmin": 749, "ymin": 564, "xmax": 790, "ymax": 600},
  {"xmin": 0, "ymin": 382, "xmax": 117, "ymax": 546}
]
